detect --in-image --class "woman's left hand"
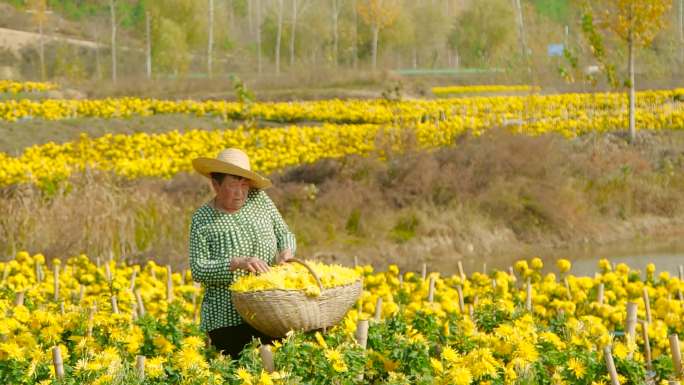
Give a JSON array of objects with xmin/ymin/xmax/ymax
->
[{"xmin": 277, "ymin": 249, "xmax": 293, "ymax": 265}]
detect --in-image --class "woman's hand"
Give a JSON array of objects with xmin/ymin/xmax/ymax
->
[
  {"xmin": 276, "ymin": 249, "xmax": 293, "ymax": 265},
  {"xmin": 231, "ymin": 257, "xmax": 270, "ymax": 273}
]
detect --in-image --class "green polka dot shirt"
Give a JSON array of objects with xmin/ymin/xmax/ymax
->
[{"xmin": 189, "ymin": 189, "xmax": 297, "ymax": 332}]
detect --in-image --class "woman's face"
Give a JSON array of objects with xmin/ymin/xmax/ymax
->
[{"xmin": 212, "ymin": 174, "xmax": 250, "ymax": 212}]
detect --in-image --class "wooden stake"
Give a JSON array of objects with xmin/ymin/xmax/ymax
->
[
  {"xmin": 457, "ymin": 261, "xmax": 465, "ymax": 280},
  {"xmin": 78, "ymin": 284, "xmax": 85, "ymax": 303},
  {"xmin": 355, "ymin": 319, "xmax": 369, "ymax": 382},
  {"xmin": 104, "ymin": 262, "xmax": 112, "ymax": 283},
  {"xmin": 353, "ymin": 256, "xmax": 358, "ymax": 267},
  {"xmin": 135, "ymin": 355, "xmax": 145, "ymax": 379},
  {"xmin": 111, "ymin": 295, "xmax": 119, "ymax": 314},
  {"xmin": 129, "ymin": 269, "xmax": 137, "ymax": 292},
  {"xmin": 259, "ymin": 345, "xmax": 275, "ymax": 373},
  {"xmin": 482, "ymin": 262, "xmax": 487, "ymax": 275},
  {"xmin": 525, "ymin": 277, "xmax": 532, "ymax": 311},
  {"xmin": 374, "ymin": 297, "xmax": 383, "ymax": 321},
  {"xmin": 355, "ymin": 319, "xmax": 369, "ymax": 348},
  {"xmin": 603, "ymin": 346, "xmax": 620, "ymax": 385},
  {"xmin": 598, "ymin": 283, "xmax": 605, "ymax": 305},
  {"xmin": 641, "ymin": 321, "xmax": 652, "ymax": 370},
  {"xmin": 87, "ymin": 305, "xmax": 96, "ymax": 337},
  {"xmin": 643, "ymin": 287, "xmax": 652, "ymax": 324},
  {"xmin": 428, "ymin": 276, "xmax": 435, "ymax": 303},
  {"xmin": 2, "ymin": 263, "xmax": 10, "ymax": 284},
  {"xmin": 456, "ymin": 285, "xmax": 465, "ymax": 312},
  {"xmin": 625, "ymin": 302, "xmax": 638, "ymax": 340},
  {"xmin": 13, "ymin": 291, "xmax": 25, "ymax": 307},
  {"xmin": 679, "ymin": 265, "xmax": 683, "ymax": 281},
  {"xmin": 53, "ymin": 264, "xmax": 60, "ymax": 302},
  {"xmin": 670, "ymin": 334, "xmax": 683, "ymax": 378},
  {"xmin": 564, "ymin": 277, "xmax": 572, "ymax": 300},
  {"xmin": 166, "ymin": 265, "xmax": 174, "ymax": 303},
  {"xmin": 52, "ymin": 346, "xmax": 65, "ymax": 379},
  {"xmin": 421, "ymin": 263, "xmax": 427, "ymax": 281},
  {"xmin": 135, "ymin": 289, "xmax": 146, "ymax": 317}
]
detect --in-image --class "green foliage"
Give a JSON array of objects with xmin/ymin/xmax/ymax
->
[
  {"xmin": 448, "ymin": 0, "xmax": 516, "ymax": 67},
  {"xmin": 345, "ymin": 208, "xmax": 362, "ymax": 236},
  {"xmin": 473, "ymin": 302, "xmax": 512, "ymax": 333},
  {"xmin": 389, "ymin": 213, "xmax": 418, "ymax": 243}
]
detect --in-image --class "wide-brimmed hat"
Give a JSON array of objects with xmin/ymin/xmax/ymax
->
[{"xmin": 192, "ymin": 148, "xmax": 272, "ymax": 189}]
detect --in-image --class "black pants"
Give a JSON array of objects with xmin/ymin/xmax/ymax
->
[{"xmin": 208, "ymin": 323, "xmax": 273, "ymax": 358}]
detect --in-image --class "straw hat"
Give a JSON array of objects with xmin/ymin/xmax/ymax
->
[{"xmin": 192, "ymin": 148, "xmax": 272, "ymax": 189}]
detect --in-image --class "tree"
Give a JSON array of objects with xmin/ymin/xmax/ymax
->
[
  {"xmin": 578, "ymin": 0, "xmax": 671, "ymax": 142},
  {"xmin": 357, "ymin": 0, "xmax": 400, "ymax": 70},
  {"xmin": 207, "ymin": 0, "xmax": 214, "ymax": 78},
  {"xmin": 448, "ymin": 0, "xmax": 515, "ymax": 67},
  {"xmin": 26, "ymin": 0, "xmax": 50, "ymax": 81},
  {"xmin": 331, "ymin": 0, "xmax": 343, "ymax": 66},
  {"xmin": 110, "ymin": 0, "xmax": 117, "ymax": 83},
  {"xmin": 275, "ymin": 0, "xmax": 284, "ymax": 74},
  {"xmin": 289, "ymin": 0, "xmax": 310, "ymax": 66}
]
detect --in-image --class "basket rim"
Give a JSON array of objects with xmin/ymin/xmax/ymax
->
[{"xmin": 230, "ymin": 278, "xmax": 362, "ymax": 296}]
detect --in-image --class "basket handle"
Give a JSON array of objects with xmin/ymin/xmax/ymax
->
[{"xmin": 286, "ymin": 258, "xmax": 324, "ymax": 291}]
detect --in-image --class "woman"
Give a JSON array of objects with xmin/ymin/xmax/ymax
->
[{"xmin": 189, "ymin": 148, "xmax": 296, "ymax": 358}]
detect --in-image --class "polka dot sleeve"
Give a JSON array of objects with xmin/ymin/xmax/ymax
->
[{"xmin": 188, "ymin": 214, "xmax": 233, "ymax": 285}]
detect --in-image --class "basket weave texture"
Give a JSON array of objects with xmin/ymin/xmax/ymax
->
[{"xmin": 231, "ymin": 259, "xmax": 362, "ymax": 337}]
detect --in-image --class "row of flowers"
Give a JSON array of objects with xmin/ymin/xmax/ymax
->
[
  {"xmin": 0, "ymin": 80, "xmax": 58, "ymax": 94},
  {"xmin": 0, "ymin": 89, "xmax": 683, "ymax": 123},
  {"xmin": 3, "ymin": 100, "xmax": 684, "ymax": 189},
  {"xmin": 431, "ymin": 85, "xmax": 539, "ymax": 96},
  {"xmin": 1, "ymin": 252, "xmax": 681, "ymax": 384}
]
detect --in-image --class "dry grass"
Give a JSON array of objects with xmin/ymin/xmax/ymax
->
[{"xmin": 1, "ymin": 129, "xmax": 683, "ymax": 273}]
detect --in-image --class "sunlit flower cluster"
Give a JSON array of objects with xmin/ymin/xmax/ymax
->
[
  {"xmin": 1, "ymin": 251, "xmax": 683, "ymax": 384},
  {"xmin": 0, "ymin": 80, "xmax": 58, "ymax": 94},
  {"xmin": 432, "ymin": 84, "xmax": 539, "ymax": 96}
]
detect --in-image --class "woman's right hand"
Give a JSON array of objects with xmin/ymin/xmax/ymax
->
[{"xmin": 231, "ymin": 257, "xmax": 270, "ymax": 273}]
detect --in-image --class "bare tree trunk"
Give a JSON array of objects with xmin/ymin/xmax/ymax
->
[
  {"xmin": 248, "ymin": 0, "xmax": 253, "ymax": 34},
  {"xmin": 289, "ymin": 0, "xmax": 297, "ymax": 67},
  {"xmin": 371, "ymin": 24, "xmax": 379, "ymax": 71},
  {"xmin": 352, "ymin": 0, "xmax": 358, "ymax": 69},
  {"xmin": 256, "ymin": 0, "xmax": 262, "ymax": 73},
  {"xmin": 628, "ymin": 31, "xmax": 636, "ymax": 142},
  {"xmin": 38, "ymin": 20, "xmax": 45, "ymax": 81},
  {"xmin": 332, "ymin": 0, "xmax": 339, "ymax": 66},
  {"xmin": 145, "ymin": 11, "xmax": 151, "ymax": 79},
  {"xmin": 512, "ymin": 0, "xmax": 527, "ymax": 57},
  {"xmin": 412, "ymin": 46, "xmax": 417, "ymax": 68},
  {"xmin": 680, "ymin": 0, "xmax": 684, "ymax": 65},
  {"xmin": 208, "ymin": 0, "xmax": 214, "ymax": 78},
  {"xmin": 275, "ymin": 0, "xmax": 283, "ymax": 74},
  {"xmin": 110, "ymin": 0, "xmax": 117, "ymax": 83}
]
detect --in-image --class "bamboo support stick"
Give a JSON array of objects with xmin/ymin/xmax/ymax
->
[
  {"xmin": 643, "ymin": 287, "xmax": 652, "ymax": 324},
  {"xmin": 135, "ymin": 289, "xmax": 146, "ymax": 317},
  {"xmin": 679, "ymin": 265, "xmax": 683, "ymax": 281},
  {"xmin": 374, "ymin": 297, "xmax": 383, "ymax": 321},
  {"xmin": 166, "ymin": 265, "xmax": 174, "ymax": 303},
  {"xmin": 111, "ymin": 295, "xmax": 119, "ymax": 314},
  {"xmin": 456, "ymin": 284, "xmax": 465, "ymax": 313},
  {"xmin": 598, "ymin": 283, "xmax": 605, "ymax": 305},
  {"xmin": 670, "ymin": 334, "xmax": 683, "ymax": 378},
  {"xmin": 87, "ymin": 305, "xmax": 96, "ymax": 337},
  {"xmin": 428, "ymin": 276, "xmax": 435, "ymax": 303},
  {"xmin": 355, "ymin": 319, "xmax": 369, "ymax": 348},
  {"xmin": 104, "ymin": 262, "xmax": 112, "ymax": 283},
  {"xmin": 52, "ymin": 346, "xmax": 65, "ymax": 379},
  {"xmin": 78, "ymin": 284, "xmax": 85, "ymax": 303},
  {"xmin": 525, "ymin": 277, "xmax": 532, "ymax": 311},
  {"xmin": 353, "ymin": 256, "xmax": 358, "ymax": 268},
  {"xmin": 135, "ymin": 355, "xmax": 145, "ymax": 380},
  {"xmin": 457, "ymin": 261, "xmax": 465, "ymax": 280},
  {"xmin": 53, "ymin": 264, "xmax": 60, "ymax": 302},
  {"xmin": 603, "ymin": 346, "xmax": 620, "ymax": 385},
  {"xmin": 129, "ymin": 269, "xmax": 137, "ymax": 292},
  {"xmin": 421, "ymin": 263, "xmax": 427, "ymax": 281},
  {"xmin": 1, "ymin": 263, "xmax": 9, "ymax": 284},
  {"xmin": 259, "ymin": 345, "xmax": 275, "ymax": 373},
  {"xmin": 482, "ymin": 262, "xmax": 487, "ymax": 275},
  {"xmin": 13, "ymin": 290, "xmax": 25, "ymax": 307},
  {"xmin": 564, "ymin": 277, "xmax": 572, "ymax": 300},
  {"xmin": 625, "ymin": 302, "xmax": 638, "ymax": 340},
  {"xmin": 641, "ymin": 321, "xmax": 652, "ymax": 370}
]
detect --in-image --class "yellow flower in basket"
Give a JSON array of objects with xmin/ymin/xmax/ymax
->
[{"xmin": 230, "ymin": 260, "xmax": 359, "ymax": 297}]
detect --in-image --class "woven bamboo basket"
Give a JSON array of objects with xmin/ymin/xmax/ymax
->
[{"xmin": 231, "ymin": 259, "xmax": 362, "ymax": 337}]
